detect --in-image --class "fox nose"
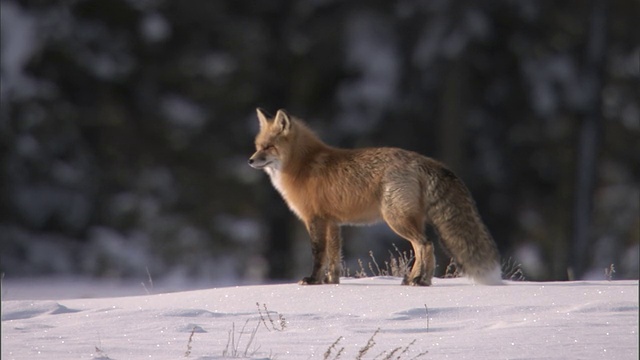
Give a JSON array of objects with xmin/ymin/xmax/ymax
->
[{"xmin": 248, "ymin": 158, "xmax": 254, "ymax": 165}]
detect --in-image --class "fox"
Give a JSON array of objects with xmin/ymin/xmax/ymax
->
[{"xmin": 248, "ymin": 108, "xmax": 502, "ymax": 286}]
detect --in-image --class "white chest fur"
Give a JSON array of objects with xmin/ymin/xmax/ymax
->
[{"xmin": 265, "ymin": 166, "xmax": 303, "ymax": 219}]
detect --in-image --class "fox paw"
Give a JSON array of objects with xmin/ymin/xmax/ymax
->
[
  {"xmin": 298, "ymin": 277, "xmax": 323, "ymax": 285},
  {"xmin": 402, "ymin": 276, "xmax": 431, "ymax": 286}
]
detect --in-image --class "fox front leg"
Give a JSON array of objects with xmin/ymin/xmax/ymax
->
[
  {"xmin": 325, "ymin": 223, "xmax": 342, "ymax": 284},
  {"xmin": 299, "ymin": 217, "xmax": 329, "ymax": 285}
]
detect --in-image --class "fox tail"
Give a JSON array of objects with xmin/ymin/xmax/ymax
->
[{"xmin": 428, "ymin": 168, "xmax": 503, "ymax": 285}]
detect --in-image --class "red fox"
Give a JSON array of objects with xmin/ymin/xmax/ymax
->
[{"xmin": 249, "ymin": 108, "xmax": 502, "ymax": 286}]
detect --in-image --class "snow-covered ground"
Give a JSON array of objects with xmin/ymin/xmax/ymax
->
[{"xmin": 2, "ymin": 276, "xmax": 638, "ymax": 359}]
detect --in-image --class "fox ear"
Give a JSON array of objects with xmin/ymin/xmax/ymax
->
[
  {"xmin": 256, "ymin": 108, "xmax": 270, "ymax": 130},
  {"xmin": 274, "ymin": 109, "xmax": 291, "ymax": 135}
]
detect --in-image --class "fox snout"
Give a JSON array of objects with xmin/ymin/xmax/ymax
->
[
  {"xmin": 247, "ymin": 155, "xmax": 261, "ymax": 169},
  {"xmin": 248, "ymin": 152, "xmax": 268, "ymax": 169}
]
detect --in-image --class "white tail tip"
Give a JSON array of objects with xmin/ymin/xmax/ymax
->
[{"xmin": 472, "ymin": 265, "xmax": 504, "ymax": 285}]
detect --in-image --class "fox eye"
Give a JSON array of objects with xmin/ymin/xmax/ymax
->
[{"xmin": 263, "ymin": 144, "xmax": 274, "ymax": 151}]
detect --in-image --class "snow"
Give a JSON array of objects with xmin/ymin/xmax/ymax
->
[{"xmin": 2, "ymin": 277, "xmax": 638, "ymax": 359}]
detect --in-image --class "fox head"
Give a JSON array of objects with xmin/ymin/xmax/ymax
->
[{"xmin": 248, "ymin": 108, "xmax": 292, "ymax": 171}]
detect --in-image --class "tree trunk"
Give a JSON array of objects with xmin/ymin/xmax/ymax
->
[{"xmin": 569, "ymin": 0, "xmax": 608, "ymax": 279}]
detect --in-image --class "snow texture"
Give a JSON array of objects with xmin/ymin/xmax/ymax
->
[{"xmin": 2, "ymin": 277, "xmax": 638, "ymax": 359}]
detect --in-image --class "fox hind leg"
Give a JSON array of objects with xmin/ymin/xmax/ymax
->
[
  {"xmin": 413, "ymin": 240, "xmax": 436, "ymax": 286},
  {"xmin": 401, "ymin": 234, "xmax": 435, "ymax": 286},
  {"xmin": 382, "ymin": 210, "xmax": 434, "ymax": 286}
]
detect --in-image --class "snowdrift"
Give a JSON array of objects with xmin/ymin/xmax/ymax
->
[{"xmin": 2, "ymin": 277, "xmax": 638, "ymax": 359}]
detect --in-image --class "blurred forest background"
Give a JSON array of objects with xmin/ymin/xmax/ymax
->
[{"xmin": 1, "ymin": 0, "xmax": 638, "ymax": 286}]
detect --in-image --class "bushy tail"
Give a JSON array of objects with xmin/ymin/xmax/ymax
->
[{"xmin": 427, "ymin": 168, "xmax": 503, "ymax": 285}]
